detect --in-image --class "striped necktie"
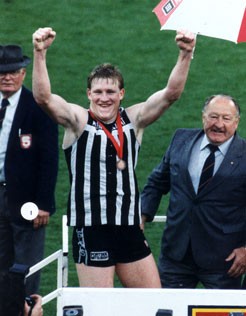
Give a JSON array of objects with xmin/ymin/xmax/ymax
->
[
  {"xmin": 198, "ymin": 144, "xmax": 218, "ymax": 193},
  {"xmin": 0, "ymin": 98, "xmax": 9, "ymax": 129}
]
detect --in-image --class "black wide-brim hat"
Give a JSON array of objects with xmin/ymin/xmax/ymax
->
[{"xmin": 0, "ymin": 45, "xmax": 31, "ymax": 73}]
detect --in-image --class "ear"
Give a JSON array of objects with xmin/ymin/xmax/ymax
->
[
  {"xmin": 87, "ymin": 88, "xmax": 92, "ymax": 100},
  {"xmin": 21, "ymin": 68, "xmax": 26, "ymax": 80},
  {"xmin": 119, "ymin": 88, "xmax": 125, "ymax": 100},
  {"xmin": 234, "ymin": 116, "xmax": 240, "ymax": 129},
  {"xmin": 202, "ymin": 113, "xmax": 206, "ymax": 124}
]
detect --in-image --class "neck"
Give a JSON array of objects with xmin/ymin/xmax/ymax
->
[
  {"xmin": 1, "ymin": 92, "xmax": 13, "ymax": 99},
  {"xmin": 101, "ymin": 117, "xmax": 117, "ymax": 124},
  {"xmin": 89, "ymin": 110, "xmax": 118, "ymax": 125}
]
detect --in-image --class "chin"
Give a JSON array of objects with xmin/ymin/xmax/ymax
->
[{"xmin": 210, "ymin": 138, "xmax": 225, "ymax": 145}]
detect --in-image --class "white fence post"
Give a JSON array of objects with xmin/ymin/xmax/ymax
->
[{"xmin": 62, "ymin": 215, "xmax": 69, "ymax": 287}]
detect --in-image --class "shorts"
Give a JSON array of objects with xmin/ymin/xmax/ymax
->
[{"xmin": 72, "ymin": 225, "xmax": 151, "ymax": 267}]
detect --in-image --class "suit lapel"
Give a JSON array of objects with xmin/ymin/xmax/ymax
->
[
  {"xmin": 7, "ymin": 87, "xmax": 30, "ymax": 150},
  {"xmin": 198, "ymin": 134, "xmax": 242, "ymax": 195}
]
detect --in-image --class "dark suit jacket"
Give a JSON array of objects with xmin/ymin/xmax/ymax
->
[
  {"xmin": 141, "ymin": 128, "xmax": 246, "ymax": 270},
  {"xmin": 3, "ymin": 86, "xmax": 58, "ymax": 219}
]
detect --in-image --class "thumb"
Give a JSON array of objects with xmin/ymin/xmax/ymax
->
[{"xmin": 225, "ymin": 251, "xmax": 235, "ymax": 262}]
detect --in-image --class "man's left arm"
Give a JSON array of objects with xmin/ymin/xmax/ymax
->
[{"xmin": 127, "ymin": 30, "xmax": 196, "ymax": 136}]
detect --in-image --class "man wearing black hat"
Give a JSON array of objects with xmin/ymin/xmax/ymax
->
[{"xmin": 0, "ymin": 45, "xmax": 58, "ymax": 295}]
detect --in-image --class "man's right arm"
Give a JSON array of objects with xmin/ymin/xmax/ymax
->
[{"xmin": 32, "ymin": 27, "xmax": 87, "ymax": 132}]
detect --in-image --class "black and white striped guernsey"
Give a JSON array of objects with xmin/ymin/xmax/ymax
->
[{"xmin": 64, "ymin": 107, "xmax": 141, "ymax": 227}]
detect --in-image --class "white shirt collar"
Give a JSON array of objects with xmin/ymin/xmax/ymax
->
[
  {"xmin": 0, "ymin": 87, "xmax": 22, "ymax": 108},
  {"xmin": 200, "ymin": 134, "xmax": 234, "ymax": 156}
]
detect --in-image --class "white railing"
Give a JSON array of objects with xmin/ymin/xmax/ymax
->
[
  {"xmin": 26, "ymin": 215, "xmax": 246, "ymax": 316},
  {"xmin": 26, "ymin": 215, "xmax": 69, "ymax": 307},
  {"xmin": 26, "ymin": 215, "xmax": 167, "ymax": 308},
  {"xmin": 153, "ymin": 215, "xmax": 167, "ymax": 222},
  {"xmin": 27, "ymin": 250, "xmax": 63, "ymax": 304}
]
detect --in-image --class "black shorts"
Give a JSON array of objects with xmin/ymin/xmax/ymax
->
[{"xmin": 72, "ymin": 225, "xmax": 151, "ymax": 267}]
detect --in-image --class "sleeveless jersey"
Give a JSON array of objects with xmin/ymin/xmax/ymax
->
[{"xmin": 64, "ymin": 108, "xmax": 141, "ymax": 227}]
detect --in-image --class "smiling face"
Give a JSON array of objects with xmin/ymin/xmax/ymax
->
[
  {"xmin": 87, "ymin": 77, "xmax": 125, "ymax": 124},
  {"xmin": 202, "ymin": 95, "xmax": 240, "ymax": 145}
]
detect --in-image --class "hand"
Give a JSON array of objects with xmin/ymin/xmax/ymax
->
[
  {"xmin": 33, "ymin": 210, "xmax": 50, "ymax": 229},
  {"xmin": 24, "ymin": 294, "xmax": 43, "ymax": 316},
  {"xmin": 33, "ymin": 27, "xmax": 56, "ymax": 51},
  {"xmin": 140, "ymin": 215, "xmax": 148, "ymax": 231},
  {"xmin": 175, "ymin": 30, "xmax": 196, "ymax": 53},
  {"xmin": 226, "ymin": 247, "xmax": 246, "ymax": 277}
]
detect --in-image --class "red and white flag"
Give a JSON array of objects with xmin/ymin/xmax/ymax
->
[
  {"xmin": 152, "ymin": 0, "xmax": 246, "ymax": 43},
  {"xmin": 153, "ymin": 0, "xmax": 184, "ymax": 26}
]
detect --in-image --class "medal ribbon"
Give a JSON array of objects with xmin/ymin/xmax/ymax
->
[{"xmin": 89, "ymin": 110, "xmax": 124, "ymax": 160}]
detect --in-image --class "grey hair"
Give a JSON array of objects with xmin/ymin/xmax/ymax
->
[{"xmin": 202, "ymin": 94, "xmax": 240, "ymax": 116}]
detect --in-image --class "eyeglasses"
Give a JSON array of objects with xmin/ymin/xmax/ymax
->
[{"xmin": 0, "ymin": 69, "xmax": 23, "ymax": 79}]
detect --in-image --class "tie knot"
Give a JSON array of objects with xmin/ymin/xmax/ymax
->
[
  {"xmin": 1, "ymin": 98, "xmax": 9, "ymax": 109},
  {"xmin": 207, "ymin": 144, "xmax": 218, "ymax": 153}
]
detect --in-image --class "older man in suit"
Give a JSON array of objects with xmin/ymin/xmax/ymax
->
[
  {"xmin": 141, "ymin": 94, "xmax": 246, "ymax": 289},
  {"xmin": 0, "ymin": 45, "xmax": 58, "ymax": 295}
]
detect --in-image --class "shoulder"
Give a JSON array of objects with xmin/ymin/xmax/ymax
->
[
  {"xmin": 20, "ymin": 87, "xmax": 57, "ymax": 129},
  {"xmin": 119, "ymin": 107, "xmax": 131, "ymax": 124},
  {"xmin": 63, "ymin": 107, "xmax": 88, "ymax": 149},
  {"xmin": 172, "ymin": 128, "xmax": 201, "ymax": 139},
  {"xmin": 232, "ymin": 133, "xmax": 246, "ymax": 153},
  {"xmin": 20, "ymin": 86, "xmax": 35, "ymax": 100},
  {"xmin": 19, "ymin": 86, "xmax": 39, "ymax": 111},
  {"xmin": 167, "ymin": 128, "xmax": 203, "ymax": 151},
  {"xmin": 234, "ymin": 133, "xmax": 246, "ymax": 143}
]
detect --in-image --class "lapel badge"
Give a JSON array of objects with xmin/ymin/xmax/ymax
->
[{"xmin": 20, "ymin": 134, "xmax": 32, "ymax": 149}]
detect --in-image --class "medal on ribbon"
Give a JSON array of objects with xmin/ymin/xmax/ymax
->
[{"xmin": 89, "ymin": 110, "xmax": 126, "ymax": 170}]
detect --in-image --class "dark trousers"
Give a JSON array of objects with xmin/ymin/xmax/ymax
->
[
  {"xmin": 242, "ymin": 275, "xmax": 246, "ymax": 289},
  {"xmin": 0, "ymin": 186, "xmax": 45, "ymax": 295},
  {"xmin": 158, "ymin": 243, "xmax": 242, "ymax": 289}
]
